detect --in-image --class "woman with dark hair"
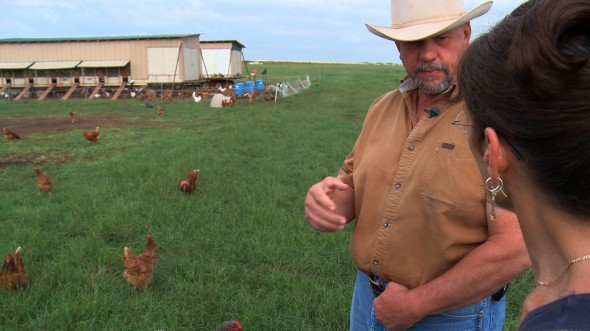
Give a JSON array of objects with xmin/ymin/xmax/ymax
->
[{"xmin": 457, "ymin": 0, "xmax": 590, "ymax": 330}]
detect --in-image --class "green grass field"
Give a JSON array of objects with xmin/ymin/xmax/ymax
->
[{"xmin": 0, "ymin": 62, "xmax": 533, "ymax": 330}]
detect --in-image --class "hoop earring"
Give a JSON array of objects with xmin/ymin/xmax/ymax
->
[{"xmin": 485, "ymin": 177, "xmax": 504, "ymax": 221}]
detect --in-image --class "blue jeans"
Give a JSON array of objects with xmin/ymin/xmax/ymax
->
[{"xmin": 350, "ymin": 270, "xmax": 506, "ymax": 331}]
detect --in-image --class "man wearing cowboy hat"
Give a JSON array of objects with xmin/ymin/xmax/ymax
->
[{"xmin": 304, "ymin": 0, "xmax": 531, "ymax": 330}]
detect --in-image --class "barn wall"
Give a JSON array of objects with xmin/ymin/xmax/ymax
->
[
  {"xmin": 181, "ymin": 35, "xmax": 201, "ymax": 81},
  {"xmin": 230, "ymin": 49, "xmax": 242, "ymax": 77},
  {"xmin": 201, "ymin": 49, "xmax": 231, "ymax": 77},
  {"xmin": 200, "ymin": 41, "xmax": 243, "ymax": 77}
]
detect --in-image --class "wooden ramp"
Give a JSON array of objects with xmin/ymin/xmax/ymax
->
[
  {"xmin": 0, "ymin": 84, "xmax": 10, "ymax": 94},
  {"xmin": 61, "ymin": 83, "xmax": 79, "ymax": 100},
  {"xmin": 14, "ymin": 83, "xmax": 33, "ymax": 101},
  {"xmin": 37, "ymin": 83, "xmax": 56, "ymax": 101},
  {"xmin": 111, "ymin": 82, "xmax": 127, "ymax": 100},
  {"xmin": 88, "ymin": 83, "xmax": 104, "ymax": 100}
]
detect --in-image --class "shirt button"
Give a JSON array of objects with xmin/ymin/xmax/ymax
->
[
  {"xmin": 383, "ymin": 222, "xmax": 389, "ymax": 228},
  {"xmin": 395, "ymin": 183, "xmax": 401, "ymax": 189},
  {"xmin": 408, "ymin": 144, "xmax": 415, "ymax": 151},
  {"xmin": 373, "ymin": 260, "xmax": 379, "ymax": 266}
]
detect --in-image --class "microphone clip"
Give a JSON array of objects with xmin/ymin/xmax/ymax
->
[{"xmin": 426, "ymin": 107, "xmax": 440, "ymax": 118}]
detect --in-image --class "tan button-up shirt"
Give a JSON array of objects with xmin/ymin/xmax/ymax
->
[{"xmin": 338, "ymin": 82, "xmax": 487, "ymax": 289}]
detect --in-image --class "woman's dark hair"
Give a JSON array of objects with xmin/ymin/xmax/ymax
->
[{"xmin": 458, "ymin": 0, "xmax": 590, "ymax": 216}]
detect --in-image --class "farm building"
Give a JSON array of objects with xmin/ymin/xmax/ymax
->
[{"xmin": 0, "ymin": 35, "xmax": 245, "ymax": 100}]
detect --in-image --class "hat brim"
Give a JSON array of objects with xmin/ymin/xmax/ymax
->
[{"xmin": 366, "ymin": 1, "xmax": 493, "ymax": 42}]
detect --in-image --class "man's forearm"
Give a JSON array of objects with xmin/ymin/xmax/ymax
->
[{"xmin": 407, "ymin": 207, "xmax": 530, "ymax": 317}]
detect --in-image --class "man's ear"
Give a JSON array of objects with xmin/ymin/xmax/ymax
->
[
  {"xmin": 483, "ymin": 127, "xmax": 509, "ymax": 185},
  {"xmin": 463, "ymin": 22, "xmax": 472, "ymax": 43}
]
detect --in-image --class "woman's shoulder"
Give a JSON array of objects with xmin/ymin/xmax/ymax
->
[{"xmin": 518, "ymin": 293, "xmax": 590, "ymax": 331}]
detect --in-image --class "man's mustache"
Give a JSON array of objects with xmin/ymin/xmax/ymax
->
[{"xmin": 415, "ymin": 63, "xmax": 449, "ymax": 73}]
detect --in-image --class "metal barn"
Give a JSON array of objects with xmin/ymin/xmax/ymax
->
[{"xmin": 0, "ymin": 34, "xmax": 248, "ymax": 100}]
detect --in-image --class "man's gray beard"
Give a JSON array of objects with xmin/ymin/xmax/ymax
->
[
  {"xmin": 415, "ymin": 73, "xmax": 452, "ymax": 94},
  {"xmin": 414, "ymin": 63, "xmax": 453, "ymax": 94}
]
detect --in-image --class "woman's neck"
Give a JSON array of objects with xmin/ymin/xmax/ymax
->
[{"xmin": 516, "ymin": 200, "xmax": 590, "ymax": 293}]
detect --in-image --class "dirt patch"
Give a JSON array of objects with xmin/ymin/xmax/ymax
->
[
  {"xmin": 0, "ymin": 114, "xmax": 154, "ymax": 169},
  {"xmin": 0, "ymin": 150, "xmax": 76, "ymax": 169},
  {"xmin": 1, "ymin": 114, "xmax": 136, "ymax": 137}
]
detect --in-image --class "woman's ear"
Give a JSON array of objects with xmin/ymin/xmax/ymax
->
[{"xmin": 483, "ymin": 127, "xmax": 509, "ymax": 185}]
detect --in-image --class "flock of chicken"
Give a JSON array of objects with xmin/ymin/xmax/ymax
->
[
  {"xmin": 4, "ymin": 119, "xmax": 99, "ymax": 145},
  {"xmin": 3, "ymin": 168, "xmax": 200, "ymax": 290},
  {"xmin": 2, "ymin": 114, "xmax": 203, "ymax": 291},
  {"xmin": 3, "ymin": 165, "xmax": 200, "ymax": 290},
  {"xmin": 0, "ymin": 233, "xmax": 159, "ymax": 290}
]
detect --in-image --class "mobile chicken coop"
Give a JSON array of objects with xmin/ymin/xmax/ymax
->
[{"xmin": 0, "ymin": 35, "xmax": 245, "ymax": 100}]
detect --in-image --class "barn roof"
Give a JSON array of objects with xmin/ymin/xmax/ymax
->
[
  {"xmin": 0, "ymin": 61, "xmax": 34, "ymax": 69},
  {"xmin": 29, "ymin": 61, "xmax": 81, "ymax": 70},
  {"xmin": 0, "ymin": 34, "xmax": 200, "ymax": 43},
  {"xmin": 78, "ymin": 60, "xmax": 130, "ymax": 68}
]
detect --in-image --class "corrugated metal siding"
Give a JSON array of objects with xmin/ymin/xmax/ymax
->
[
  {"xmin": 183, "ymin": 47, "xmax": 199, "ymax": 81},
  {"xmin": 147, "ymin": 47, "xmax": 181, "ymax": 82},
  {"xmin": 0, "ymin": 36, "xmax": 198, "ymax": 83},
  {"xmin": 202, "ymin": 49, "xmax": 231, "ymax": 76},
  {"xmin": 230, "ymin": 50, "xmax": 242, "ymax": 77},
  {"xmin": 200, "ymin": 42, "xmax": 233, "ymax": 50}
]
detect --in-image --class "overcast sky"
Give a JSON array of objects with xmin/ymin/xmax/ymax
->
[{"xmin": 2, "ymin": 0, "xmax": 527, "ymax": 64}]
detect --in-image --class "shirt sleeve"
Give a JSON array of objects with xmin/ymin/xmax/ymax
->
[{"xmin": 337, "ymin": 149, "xmax": 354, "ymax": 188}]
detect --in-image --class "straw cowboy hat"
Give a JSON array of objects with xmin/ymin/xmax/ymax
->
[{"xmin": 366, "ymin": 0, "xmax": 493, "ymax": 42}]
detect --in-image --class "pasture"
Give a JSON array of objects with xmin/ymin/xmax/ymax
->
[{"xmin": 0, "ymin": 62, "xmax": 533, "ymax": 330}]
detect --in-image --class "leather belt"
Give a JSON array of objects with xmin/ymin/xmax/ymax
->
[
  {"xmin": 368, "ymin": 275, "xmax": 509, "ymax": 301},
  {"xmin": 367, "ymin": 275, "xmax": 385, "ymax": 297},
  {"xmin": 491, "ymin": 283, "xmax": 510, "ymax": 301}
]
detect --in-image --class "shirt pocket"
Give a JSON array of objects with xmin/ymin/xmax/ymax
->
[{"xmin": 420, "ymin": 141, "xmax": 484, "ymax": 215}]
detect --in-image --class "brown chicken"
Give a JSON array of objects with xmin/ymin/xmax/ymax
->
[
  {"xmin": 157, "ymin": 105, "xmax": 165, "ymax": 116},
  {"xmin": 3, "ymin": 127, "xmax": 20, "ymax": 140},
  {"xmin": 34, "ymin": 167, "xmax": 53, "ymax": 194},
  {"xmin": 0, "ymin": 246, "xmax": 29, "ymax": 290},
  {"xmin": 69, "ymin": 111, "xmax": 78, "ymax": 123},
  {"xmin": 83, "ymin": 126, "xmax": 100, "ymax": 142},
  {"xmin": 264, "ymin": 93, "xmax": 275, "ymax": 102},
  {"xmin": 123, "ymin": 234, "xmax": 158, "ymax": 289},
  {"xmin": 222, "ymin": 96, "xmax": 236, "ymax": 107},
  {"xmin": 179, "ymin": 169, "xmax": 200, "ymax": 194}
]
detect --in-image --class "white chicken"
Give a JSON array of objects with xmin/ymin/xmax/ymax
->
[{"xmin": 192, "ymin": 91, "xmax": 202, "ymax": 103}]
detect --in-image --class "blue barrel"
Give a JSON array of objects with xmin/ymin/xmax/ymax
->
[
  {"xmin": 234, "ymin": 82, "xmax": 245, "ymax": 95},
  {"xmin": 245, "ymin": 81, "xmax": 255, "ymax": 93},
  {"xmin": 255, "ymin": 79, "xmax": 265, "ymax": 91}
]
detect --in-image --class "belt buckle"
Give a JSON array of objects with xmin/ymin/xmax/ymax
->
[{"xmin": 367, "ymin": 275, "xmax": 385, "ymax": 297}]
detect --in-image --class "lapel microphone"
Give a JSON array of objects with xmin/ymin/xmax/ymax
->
[{"xmin": 426, "ymin": 107, "xmax": 440, "ymax": 118}]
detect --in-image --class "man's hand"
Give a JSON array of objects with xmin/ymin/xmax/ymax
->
[
  {"xmin": 374, "ymin": 281, "xmax": 421, "ymax": 330},
  {"xmin": 304, "ymin": 176, "xmax": 352, "ymax": 232}
]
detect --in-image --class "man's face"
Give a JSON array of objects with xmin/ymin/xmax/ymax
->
[{"xmin": 397, "ymin": 24, "xmax": 471, "ymax": 95}]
